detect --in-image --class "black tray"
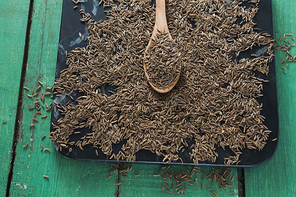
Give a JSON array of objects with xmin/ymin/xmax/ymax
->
[{"xmin": 52, "ymin": 0, "xmax": 278, "ymax": 167}]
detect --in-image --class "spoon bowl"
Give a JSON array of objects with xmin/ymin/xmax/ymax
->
[{"xmin": 143, "ymin": 0, "xmax": 181, "ymax": 93}]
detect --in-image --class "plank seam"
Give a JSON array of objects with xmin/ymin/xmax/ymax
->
[
  {"xmin": 5, "ymin": 0, "xmax": 35, "ymax": 196},
  {"xmin": 238, "ymin": 168, "xmax": 246, "ymax": 197},
  {"xmin": 115, "ymin": 170, "xmax": 120, "ymax": 197}
]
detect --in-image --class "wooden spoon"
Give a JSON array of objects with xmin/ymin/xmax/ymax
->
[{"xmin": 143, "ymin": 0, "xmax": 181, "ymax": 93}]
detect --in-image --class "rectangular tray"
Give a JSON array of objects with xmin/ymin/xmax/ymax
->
[{"xmin": 51, "ymin": 0, "xmax": 278, "ymax": 167}]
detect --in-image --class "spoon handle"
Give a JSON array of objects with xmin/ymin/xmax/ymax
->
[
  {"xmin": 154, "ymin": 0, "xmax": 169, "ymax": 35},
  {"xmin": 146, "ymin": 0, "xmax": 171, "ymax": 53}
]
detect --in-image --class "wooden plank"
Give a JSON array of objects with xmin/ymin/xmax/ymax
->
[
  {"xmin": 244, "ymin": 0, "xmax": 296, "ymax": 196},
  {"xmin": 9, "ymin": 0, "xmax": 117, "ymax": 196},
  {"xmin": 119, "ymin": 164, "xmax": 238, "ymax": 197},
  {"xmin": 0, "ymin": 1, "xmax": 30, "ymax": 195}
]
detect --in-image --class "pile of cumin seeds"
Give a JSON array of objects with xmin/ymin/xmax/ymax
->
[
  {"xmin": 145, "ymin": 31, "xmax": 181, "ymax": 89},
  {"xmin": 24, "ymin": 79, "xmax": 53, "ymax": 129},
  {"xmin": 274, "ymin": 33, "xmax": 296, "ymax": 74},
  {"xmin": 51, "ymin": 0, "xmax": 274, "ymax": 165},
  {"xmin": 157, "ymin": 165, "xmax": 234, "ymax": 195}
]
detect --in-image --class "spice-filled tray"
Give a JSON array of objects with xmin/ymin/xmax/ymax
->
[{"xmin": 51, "ymin": 0, "xmax": 278, "ymax": 167}]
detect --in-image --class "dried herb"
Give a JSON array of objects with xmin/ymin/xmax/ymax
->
[
  {"xmin": 109, "ymin": 163, "xmax": 132, "ymax": 178},
  {"xmin": 156, "ymin": 165, "xmax": 234, "ymax": 196},
  {"xmin": 51, "ymin": 0, "xmax": 274, "ymax": 165},
  {"xmin": 275, "ymin": 33, "xmax": 295, "ymax": 73},
  {"xmin": 145, "ymin": 31, "xmax": 181, "ymax": 89}
]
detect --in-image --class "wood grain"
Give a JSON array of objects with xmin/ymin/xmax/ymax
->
[
  {"xmin": 119, "ymin": 164, "xmax": 238, "ymax": 197},
  {"xmin": 244, "ymin": 0, "xmax": 296, "ymax": 196},
  {"xmin": 8, "ymin": 0, "xmax": 240, "ymax": 196},
  {"xmin": 0, "ymin": 1, "xmax": 30, "ymax": 195},
  {"xmin": 9, "ymin": 0, "xmax": 116, "ymax": 196},
  {"xmin": 7, "ymin": 0, "xmax": 291, "ymax": 196}
]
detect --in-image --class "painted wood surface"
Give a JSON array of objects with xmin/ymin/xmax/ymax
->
[
  {"xmin": 8, "ymin": 0, "xmax": 118, "ymax": 196},
  {"xmin": 244, "ymin": 0, "xmax": 296, "ymax": 196},
  {"xmin": 8, "ymin": 0, "xmax": 239, "ymax": 196},
  {"xmin": 0, "ymin": 1, "xmax": 30, "ymax": 195},
  {"xmin": 6, "ymin": 0, "xmax": 296, "ymax": 196},
  {"xmin": 119, "ymin": 164, "xmax": 238, "ymax": 197}
]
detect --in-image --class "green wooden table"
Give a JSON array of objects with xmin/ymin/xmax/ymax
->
[{"xmin": 0, "ymin": 0, "xmax": 295, "ymax": 196}]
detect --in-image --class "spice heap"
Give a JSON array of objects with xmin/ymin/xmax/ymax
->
[
  {"xmin": 24, "ymin": 79, "xmax": 53, "ymax": 130},
  {"xmin": 145, "ymin": 31, "xmax": 181, "ymax": 89},
  {"xmin": 51, "ymin": 0, "xmax": 274, "ymax": 165},
  {"xmin": 275, "ymin": 33, "xmax": 295, "ymax": 74},
  {"xmin": 156, "ymin": 165, "xmax": 234, "ymax": 195}
]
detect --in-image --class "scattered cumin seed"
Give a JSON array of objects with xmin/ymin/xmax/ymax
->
[{"xmin": 30, "ymin": 124, "xmax": 36, "ymax": 129}]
